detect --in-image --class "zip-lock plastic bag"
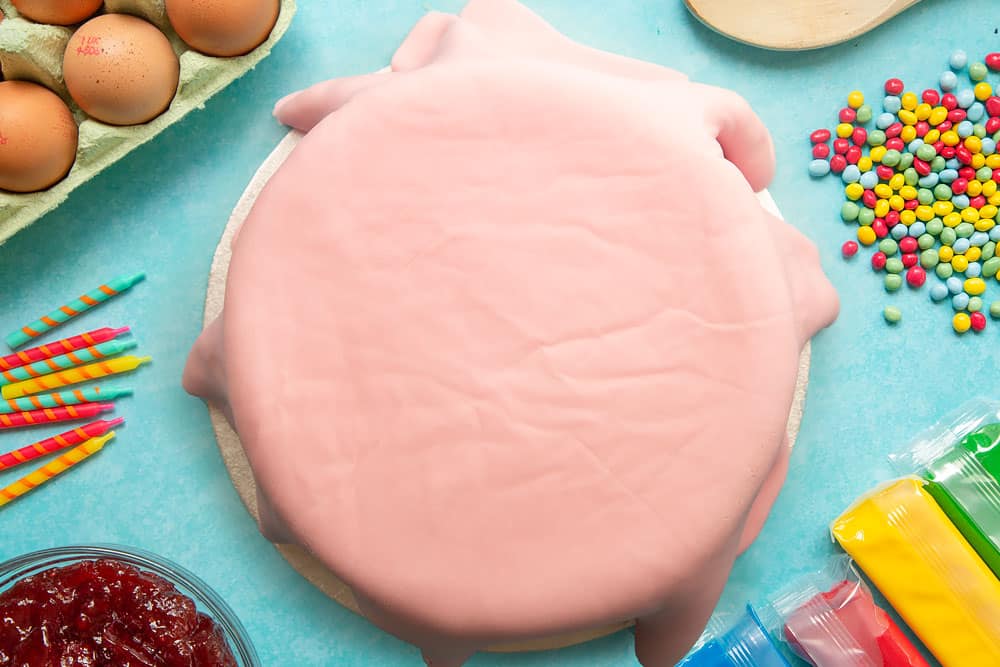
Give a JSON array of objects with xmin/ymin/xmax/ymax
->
[
  {"xmin": 831, "ymin": 477, "xmax": 1000, "ymax": 666},
  {"xmin": 677, "ymin": 605, "xmax": 790, "ymax": 667},
  {"xmin": 760, "ymin": 556, "xmax": 928, "ymax": 667},
  {"xmin": 889, "ymin": 398, "xmax": 1000, "ymax": 577}
]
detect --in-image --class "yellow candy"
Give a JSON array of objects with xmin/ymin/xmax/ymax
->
[
  {"xmin": 915, "ymin": 205, "xmax": 935, "ymax": 222},
  {"xmin": 962, "ymin": 207, "xmax": 980, "ymax": 222},
  {"xmin": 898, "ymin": 109, "xmax": 918, "ymax": 126},
  {"xmin": 836, "ymin": 123, "xmax": 854, "ymax": 139},
  {"xmin": 952, "ymin": 255, "xmax": 969, "ymax": 272},
  {"xmin": 966, "ymin": 277, "xmax": 987, "ymax": 296},
  {"xmin": 889, "ymin": 173, "xmax": 905, "ymax": 191},
  {"xmin": 845, "ymin": 183, "xmax": 864, "ymax": 200},
  {"xmin": 966, "ymin": 136, "xmax": 983, "ymax": 154},
  {"xmin": 875, "ymin": 200, "xmax": 890, "ymax": 217},
  {"xmin": 967, "ymin": 247, "xmax": 982, "ymax": 262},
  {"xmin": 991, "ymin": 193, "xmax": 1000, "ymax": 207},
  {"xmin": 900, "ymin": 209, "xmax": 916, "ymax": 225},
  {"xmin": 929, "ymin": 106, "xmax": 948, "ymax": 125},
  {"xmin": 987, "ymin": 154, "xmax": 1000, "ymax": 169},
  {"xmin": 858, "ymin": 225, "xmax": 876, "ymax": 246},
  {"xmin": 914, "ymin": 102, "xmax": 932, "ymax": 121},
  {"xmin": 984, "ymin": 181, "xmax": 998, "ymax": 198},
  {"xmin": 939, "ymin": 246, "xmax": 955, "ymax": 262},
  {"xmin": 944, "ymin": 212, "xmax": 962, "ymax": 227},
  {"xmin": 889, "ymin": 195, "xmax": 905, "ymax": 211},
  {"xmin": 875, "ymin": 183, "xmax": 893, "ymax": 199},
  {"xmin": 870, "ymin": 145, "xmax": 887, "ymax": 163},
  {"xmin": 900, "ymin": 91, "xmax": 918, "ymax": 110},
  {"xmin": 900, "ymin": 125, "xmax": 917, "ymax": 142},
  {"xmin": 981, "ymin": 204, "xmax": 998, "ymax": 219},
  {"xmin": 972, "ymin": 153, "xmax": 986, "ymax": 170},
  {"xmin": 899, "ymin": 185, "xmax": 917, "ymax": 200},
  {"xmin": 942, "ymin": 131, "xmax": 960, "ymax": 147},
  {"xmin": 975, "ymin": 218, "xmax": 996, "ymax": 232},
  {"xmin": 848, "ymin": 90, "xmax": 865, "ymax": 109},
  {"xmin": 831, "ymin": 479, "xmax": 1000, "ymax": 664},
  {"xmin": 968, "ymin": 180, "xmax": 983, "ymax": 197},
  {"xmin": 858, "ymin": 156, "xmax": 873, "ymax": 172},
  {"xmin": 933, "ymin": 200, "xmax": 954, "ymax": 217},
  {"xmin": 954, "ymin": 312, "xmax": 972, "ymax": 333},
  {"xmin": 975, "ymin": 81, "xmax": 993, "ymax": 101},
  {"xmin": 924, "ymin": 129, "xmax": 941, "ymax": 144}
]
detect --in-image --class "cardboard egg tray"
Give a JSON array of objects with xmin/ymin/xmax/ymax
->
[{"xmin": 0, "ymin": 0, "xmax": 296, "ymax": 245}]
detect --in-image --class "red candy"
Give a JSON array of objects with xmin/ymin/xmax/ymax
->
[
  {"xmin": 852, "ymin": 127, "xmax": 867, "ymax": 146},
  {"xmin": 899, "ymin": 237, "xmax": 918, "ymax": 254},
  {"xmin": 932, "ymin": 140, "xmax": 945, "ymax": 153},
  {"xmin": 871, "ymin": 251, "xmax": 887, "ymax": 270},
  {"xmin": 913, "ymin": 158, "xmax": 931, "ymax": 176},
  {"xmin": 830, "ymin": 155, "xmax": 847, "ymax": 174},
  {"xmin": 842, "ymin": 241, "xmax": 859, "ymax": 258},
  {"xmin": 948, "ymin": 108, "xmax": 967, "ymax": 123},
  {"xmin": 972, "ymin": 312, "xmax": 988, "ymax": 332},
  {"xmin": 941, "ymin": 146, "xmax": 957, "ymax": 159},
  {"xmin": 987, "ymin": 53, "xmax": 1000, "ymax": 72},
  {"xmin": 988, "ymin": 117, "xmax": 1000, "ymax": 134},
  {"xmin": 886, "ymin": 210, "xmax": 901, "ymax": 226},
  {"xmin": 811, "ymin": 128, "xmax": 832, "ymax": 144},
  {"xmin": 876, "ymin": 165, "xmax": 894, "ymax": 180},
  {"xmin": 915, "ymin": 121, "xmax": 930, "ymax": 137},
  {"xmin": 872, "ymin": 218, "xmax": 889, "ymax": 238},
  {"xmin": 840, "ymin": 107, "xmax": 857, "ymax": 123},
  {"xmin": 959, "ymin": 166, "xmax": 977, "ymax": 181},
  {"xmin": 938, "ymin": 120, "xmax": 953, "ymax": 132},
  {"xmin": 863, "ymin": 190, "xmax": 878, "ymax": 208},
  {"xmin": 901, "ymin": 253, "xmax": 918, "ymax": 269},
  {"xmin": 987, "ymin": 97, "xmax": 1000, "ymax": 117},
  {"xmin": 906, "ymin": 265, "xmax": 926, "ymax": 287},
  {"xmin": 904, "ymin": 198, "xmax": 919, "ymax": 210},
  {"xmin": 970, "ymin": 195, "xmax": 987, "ymax": 209},
  {"xmin": 813, "ymin": 143, "xmax": 831, "ymax": 159},
  {"xmin": 957, "ymin": 147, "xmax": 973, "ymax": 165},
  {"xmin": 846, "ymin": 146, "xmax": 862, "ymax": 164},
  {"xmin": 922, "ymin": 89, "xmax": 940, "ymax": 105},
  {"xmin": 942, "ymin": 93, "xmax": 958, "ymax": 110},
  {"xmin": 885, "ymin": 78, "xmax": 904, "ymax": 95},
  {"xmin": 834, "ymin": 138, "xmax": 850, "ymax": 154},
  {"xmin": 885, "ymin": 137, "xmax": 905, "ymax": 151},
  {"xmin": 994, "ymin": 168, "xmax": 1000, "ymax": 184},
  {"xmin": 885, "ymin": 122, "xmax": 903, "ymax": 138},
  {"xmin": 952, "ymin": 178, "xmax": 969, "ymax": 195}
]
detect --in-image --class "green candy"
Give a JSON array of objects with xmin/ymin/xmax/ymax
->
[
  {"xmin": 879, "ymin": 238, "xmax": 899, "ymax": 256},
  {"xmin": 841, "ymin": 202, "xmax": 860, "ymax": 222},
  {"xmin": 856, "ymin": 104, "xmax": 873, "ymax": 124},
  {"xmin": 885, "ymin": 257, "xmax": 904, "ymax": 274},
  {"xmin": 903, "ymin": 167, "xmax": 919, "ymax": 186},
  {"xmin": 868, "ymin": 130, "xmax": 887, "ymax": 147},
  {"xmin": 931, "ymin": 156, "xmax": 947, "ymax": 173},
  {"xmin": 978, "ymin": 166, "xmax": 994, "ymax": 182},
  {"xmin": 917, "ymin": 144, "xmax": 937, "ymax": 161},
  {"xmin": 927, "ymin": 218, "xmax": 944, "ymax": 235},
  {"xmin": 969, "ymin": 296, "xmax": 984, "ymax": 313},
  {"xmin": 898, "ymin": 152, "xmax": 915, "ymax": 170},
  {"xmin": 990, "ymin": 301, "xmax": 1000, "ymax": 319},
  {"xmin": 934, "ymin": 184, "xmax": 954, "ymax": 200},
  {"xmin": 956, "ymin": 222, "xmax": 975, "ymax": 238},
  {"xmin": 883, "ymin": 305, "xmax": 902, "ymax": 323},
  {"xmin": 920, "ymin": 248, "xmax": 940, "ymax": 268},
  {"xmin": 937, "ymin": 263, "xmax": 955, "ymax": 279},
  {"xmin": 917, "ymin": 188, "xmax": 935, "ymax": 205},
  {"xmin": 918, "ymin": 233, "xmax": 936, "ymax": 250},
  {"xmin": 983, "ymin": 257, "xmax": 1000, "ymax": 278},
  {"xmin": 984, "ymin": 241, "xmax": 996, "ymax": 261},
  {"xmin": 974, "ymin": 124, "xmax": 987, "ymax": 139},
  {"xmin": 882, "ymin": 149, "xmax": 902, "ymax": 167},
  {"xmin": 941, "ymin": 227, "xmax": 958, "ymax": 245},
  {"xmin": 885, "ymin": 274, "xmax": 903, "ymax": 291},
  {"xmin": 994, "ymin": 130, "xmax": 1000, "ymax": 143},
  {"xmin": 970, "ymin": 62, "xmax": 988, "ymax": 81},
  {"xmin": 858, "ymin": 208, "xmax": 876, "ymax": 226}
]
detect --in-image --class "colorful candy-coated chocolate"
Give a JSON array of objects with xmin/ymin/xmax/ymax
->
[
  {"xmin": 970, "ymin": 62, "xmax": 989, "ymax": 83},
  {"xmin": 883, "ymin": 306, "xmax": 902, "ymax": 323},
  {"xmin": 842, "ymin": 241, "xmax": 859, "ymax": 257},
  {"xmin": 0, "ymin": 356, "xmax": 152, "ymax": 400},
  {"xmin": 812, "ymin": 143, "xmax": 830, "ymax": 159},
  {"xmin": 0, "ymin": 403, "xmax": 113, "ymax": 430},
  {"xmin": 833, "ymin": 138, "xmax": 850, "ymax": 154},
  {"xmin": 0, "ymin": 418, "xmax": 123, "ymax": 471},
  {"xmin": 0, "ymin": 339, "xmax": 137, "ymax": 386},
  {"xmin": 885, "ymin": 274, "xmax": 903, "ymax": 291},
  {"xmin": 0, "ymin": 327, "xmax": 129, "ymax": 372},
  {"xmin": 809, "ymin": 159, "xmax": 831, "ymax": 178},
  {"xmin": 4, "ymin": 274, "xmax": 145, "ymax": 349},
  {"xmin": 906, "ymin": 266, "xmax": 926, "ymax": 287},
  {"xmin": 0, "ymin": 432, "xmax": 114, "ymax": 507},
  {"xmin": 885, "ymin": 78, "xmax": 904, "ymax": 95},
  {"xmin": 0, "ymin": 386, "xmax": 132, "ymax": 415},
  {"xmin": 954, "ymin": 312, "xmax": 972, "ymax": 333},
  {"xmin": 810, "ymin": 128, "xmax": 831, "ymax": 144},
  {"xmin": 990, "ymin": 301, "xmax": 1000, "ymax": 318},
  {"xmin": 840, "ymin": 108, "xmax": 856, "ymax": 123},
  {"xmin": 847, "ymin": 91, "xmax": 864, "ymax": 109},
  {"xmin": 830, "ymin": 155, "xmax": 847, "ymax": 174},
  {"xmin": 971, "ymin": 311, "xmax": 988, "ymax": 331}
]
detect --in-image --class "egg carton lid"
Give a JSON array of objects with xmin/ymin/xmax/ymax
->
[{"xmin": 0, "ymin": 0, "xmax": 296, "ymax": 245}]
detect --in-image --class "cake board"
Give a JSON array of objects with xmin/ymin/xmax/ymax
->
[{"xmin": 200, "ymin": 128, "xmax": 812, "ymax": 653}]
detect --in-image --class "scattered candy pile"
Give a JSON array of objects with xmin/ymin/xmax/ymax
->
[{"xmin": 809, "ymin": 51, "xmax": 1000, "ymax": 334}]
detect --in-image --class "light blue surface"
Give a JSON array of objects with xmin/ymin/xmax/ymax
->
[{"xmin": 0, "ymin": 0, "xmax": 993, "ymax": 664}]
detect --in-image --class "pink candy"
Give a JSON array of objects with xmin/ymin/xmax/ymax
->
[
  {"xmin": 871, "ymin": 252, "xmax": 887, "ymax": 271},
  {"xmin": 885, "ymin": 78, "xmax": 904, "ymax": 95},
  {"xmin": 810, "ymin": 128, "xmax": 831, "ymax": 143},
  {"xmin": 986, "ymin": 53, "xmax": 1000, "ymax": 71},
  {"xmin": 842, "ymin": 241, "xmax": 859, "ymax": 258},
  {"xmin": 906, "ymin": 266, "xmax": 926, "ymax": 287},
  {"xmin": 971, "ymin": 312, "xmax": 987, "ymax": 332}
]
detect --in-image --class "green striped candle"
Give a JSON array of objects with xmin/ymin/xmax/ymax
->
[
  {"xmin": 0, "ymin": 386, "xmax": 132, "ymax": 414},
  {"xmin": 0, "ymin": 339, "xmax": 137, "ymax": 386}
]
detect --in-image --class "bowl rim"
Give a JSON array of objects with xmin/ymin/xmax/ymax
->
[{"xmin": 0, "ymin": 543, "xmax": 260, "ymax": 666}]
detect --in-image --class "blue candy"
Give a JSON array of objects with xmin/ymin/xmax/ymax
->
[
  {"xmin": 968, "ymin": 102, "xmax": 986, "ymax": 122},
  {"xmin": 877, "ymin": 112, "xmax": 896, "ymax": 130},
  {"xmin": 860, "ymin": 171, "xmax": 879, "ymax": 189},
  {"xmin": 983, "ymin": 138, "xmax": 997, "ymax": 154},
  {"xmin": 808, "ymin": 159, "xmax": 831, "ymax": 178},
  {"xmin": 884, "ymin": 96, "xmax": 902, "ymax": 114},
  {"xmin": 931, "ymin": 283, "xmax": 950, "ymax": 301},
  {"xmin": 967, "ymin": 262, "xmax": 983, "ymax": 278},
  {"xmin": 892, "ymin": 224, "xmax": 908, "ymax": 240},
  {"xmin": 940, "ymin": 168, "xmax": 959, "ymax": 184},
  {"xmin": 957, "ymin": 121, "xmax": 975, "ymax": 138},
  {"xmin": 953, "ymin": 194, "xmax": 971, "ymax": 209},
  {"xmin": 947, "ymin": 276, "xmax": 964, "ymax": 294},
  {"xmin": 946, "ymin": 158, "xmax": 961, "ymax": 170},
  {"xmin": 908, "ymin": 139, "xmax": 925, "ymax": 152},
  {"xmin": 957, "ymin": 89, "xmax": 976, "ymax": 109},
  {"xmin": 971, "ymin": 231, "xmax": 990, "ymax": 247},
  {"xmin": 954, "ymin": 238, "xmax": 971, "ymax": 254},
  {"xmin": 841, "ymin": 165, "xmax": 861, "ymax": 183},
  {"xmin": 950, "ymin": 50, "xmax": 968, "ymax": 70},
  {"xmin": 918, "ymin": 173, "xmax": 940, "ymax": 188},
  {"xmin": 941, "ymin": 71, "xmax": 959, "ymax": 91},
  {"xmin": 990, "ymin": 226, "xmax": 1000, "ymax": 242},
  {"xmin": 909, "ymin": 221, "xmax": 927, "ymax": 237},
  {"xmin": 953, "ymin": 292, "xmax": 971, "ymax": 311}
]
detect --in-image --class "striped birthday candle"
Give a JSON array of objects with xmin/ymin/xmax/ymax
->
[
  {"xmin": 0, "ymin": 403, "xmax": 113, "ymax": 430},
  {"xmin": 0, "ymin": 432, "xmax": 115, "ymax": 507},
  {"xmin": 0, "ymin": 339, "xmax": 137, "ymax": 385},
  {"xmin": 2, "ymin": 356, "xmax": 151, "ymax": 400},
  {"xmin": 0, "ymin": 327, "xmax": 130, "ymax": 371},
  {"xmin": 0, "ymin": 386, "xmax": 132, "ymax": 414},
  {"xmin": 5, "ymin": 273, "xmax": 145, "ymax": 349},
  {"xmin": 0, "ymin": 418, "xmax": 123, "ymax": 471}
]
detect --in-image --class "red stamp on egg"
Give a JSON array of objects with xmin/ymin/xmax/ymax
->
[
  {"xmin": 0, "ymin": 133, "xmax": 8, "ymax": 146},
  {"xmin": 76, "ymin": 35, "xmax": 101, "ymax": 56}
]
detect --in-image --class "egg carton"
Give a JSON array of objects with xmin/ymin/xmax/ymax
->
[{"xmin": 0, "ymin": 0, "xmax": 296, "ymax": 245}]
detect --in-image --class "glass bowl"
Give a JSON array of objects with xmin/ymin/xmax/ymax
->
[{"xmin": 0, "ymin": 544, "xmax": 260, "ymax": 666}]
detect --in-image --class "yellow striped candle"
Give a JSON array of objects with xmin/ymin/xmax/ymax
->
[
  {"xmin": 0, "ymin": 432, "xmax": 114, "ymax": 507},
  {"xmin": 1, "ymin": 356, "xmax": 151, "ymax": 399}
]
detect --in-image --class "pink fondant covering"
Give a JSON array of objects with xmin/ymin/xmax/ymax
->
[{"xmin": 183, "ymin": 1, "xmax": 839, "ymax": 664}]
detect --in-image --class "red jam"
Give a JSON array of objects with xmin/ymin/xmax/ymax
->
[{"xmin": 0, "ymin": 559, "xmax": 238, "ymax": 666}]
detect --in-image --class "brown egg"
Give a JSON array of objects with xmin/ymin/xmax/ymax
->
[
  {"xmin": 166, "ymin": 0, "xmax": 279, "ymax": 57},
  {"xmin": 63, "ymin": 14, "xmax": 179, "ymax": 126},
  {"xmin": 11, "ymin": 0, "xmax": 103, "ymax": 26},
  {"xmin": 0, "ymin": 81, "xmax": 79, "ymax": 193}
]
